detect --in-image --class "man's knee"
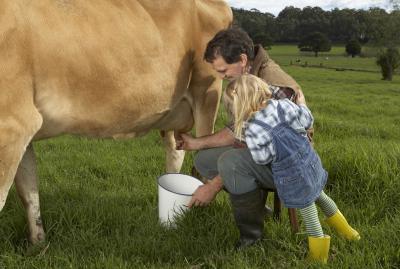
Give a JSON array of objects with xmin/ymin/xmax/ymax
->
[
  {"xmin": 193, "ymin": 150, "xmax": 206, "ymax": 172},
  {"xmin": 217, "ymin": 149, "xmax": 275, "ymax": 194},
  {"xmin": 217, "ymin": 150, "xmax": 236, "ymax": 177},
  {"xmin": 194, "ymin": 149, "xmax": 219, "ymax": 179},
  {"xmin": 217, "ymin": 150, "xmax": 257, "ymax": 194}
]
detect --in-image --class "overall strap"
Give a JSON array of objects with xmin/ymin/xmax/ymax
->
[{"xmin": 251, "ymin": 119, "xmax": 272, "ymax": 131}]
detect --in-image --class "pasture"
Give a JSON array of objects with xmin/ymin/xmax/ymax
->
[
  {"xmin": 269, "ymin": 45, "xmax": 395, "ymax": 74},
  {"xmin": 0, "ymin": 45, "xmax": 399, "ymax": 268}
]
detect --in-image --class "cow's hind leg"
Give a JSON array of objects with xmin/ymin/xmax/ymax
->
[
  {"xmin": 0, "ymin": 113, "xmax": 42, "ymax": 215},
  {"xmin": 161, "ymin": 130, "xmax": 185, "ymax": 173},
  {"xmin": 14, "ymin": 144, "xmax": 45, "ymax": 244},
  {"xmin": 0, "ymin": 86, "xmax": 43, "ymax": 244}
]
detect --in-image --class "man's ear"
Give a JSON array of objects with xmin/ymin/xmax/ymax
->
[{"xmin": 239, "ymin": 54, "xmax": 248, "ymax": 68}]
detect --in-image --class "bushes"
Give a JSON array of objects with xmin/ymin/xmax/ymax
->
[
  {"xmin": 346, "ymin": 39, "xmax": 362, "ymax": 57},
  {"xmin": 376, "ymin": 47, "xmax": 400, "ymax": 81}
]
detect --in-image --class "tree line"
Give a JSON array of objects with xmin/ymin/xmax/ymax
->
[
  {"xmin": 232, "ymin": 6, "xmax": 400, "ymax": 47},
  {"xmin": 232, "ymin": 6, "xmax": 400, "ymax": 80}
]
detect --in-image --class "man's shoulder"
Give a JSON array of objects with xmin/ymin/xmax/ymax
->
[
  {"xmin": 256, "ymin": 59, "xmax": 302, "ymax": 92},
  {"xmin": 251, "ymin": 45, "xmax": 272, "ymax": 74}
]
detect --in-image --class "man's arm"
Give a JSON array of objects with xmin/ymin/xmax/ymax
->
[
  {"xmin": 176, "ymin": 127, "xmax": 235, "ymax": 151},
  {"xmin": 187, "ymin": 175, "xmax": 224, "ymax": 208},
  {"xmin": 294, "ymin": 89, "xmax": 314, "ymax": 129},
  {"xmin": 175, "ymin": 128, "xmax": 234, "ymax": 208}
]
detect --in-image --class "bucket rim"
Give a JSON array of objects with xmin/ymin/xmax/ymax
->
[{"xmin": 157, "ymin": 173, "xmax": 203, "ymax": 196}]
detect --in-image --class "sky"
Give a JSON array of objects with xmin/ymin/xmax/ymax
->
[{"xmin": 226, "ymin": 0, "xmax": 393, "ymax": 16}]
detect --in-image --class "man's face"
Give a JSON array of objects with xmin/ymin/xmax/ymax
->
[{"xmin": 211, "ymin": 54, "xmax": 247, "ymax": 81}]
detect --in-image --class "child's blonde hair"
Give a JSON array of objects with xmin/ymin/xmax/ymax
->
[{"xmin": 227, "ymin": 74, "xmax": 272, "ymax": 139}]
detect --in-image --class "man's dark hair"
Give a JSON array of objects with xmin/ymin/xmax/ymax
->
[{"xmin": 204, "ymin": 28, "xmax": 254, "ymax": 64}]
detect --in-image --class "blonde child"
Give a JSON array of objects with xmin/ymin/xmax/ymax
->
[{"xmin": 229, "ymin": 74, "xmax": 360, "ymax": 263}]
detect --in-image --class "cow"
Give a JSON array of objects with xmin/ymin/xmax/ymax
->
[{"xmin": 0, "ymin": 0, "xmax": 232, "ymax": 245}]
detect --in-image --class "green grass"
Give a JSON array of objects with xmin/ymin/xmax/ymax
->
[
  {"xmin": 1, "ymin": 47, "xmax": 400, "ymax": 268},
  {"xmin": 268, "ymin": 45, "xmax": 389, "ymax": 73}
]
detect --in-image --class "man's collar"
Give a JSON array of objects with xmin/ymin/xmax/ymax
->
[{"xmin": 250, "ymin": 44, "xmax": 269, "ymax": 75}]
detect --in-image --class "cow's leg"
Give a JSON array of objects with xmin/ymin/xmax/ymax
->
[
  {"xmin": 189, "ymin": 63, "xmax": 222, "ymax": 137},
  {"xmin": 14, "ymin": 144, "xmax": 45, "ymax": 244},
  {"xmin": 0, "ymin": 68, "xmax": 43, "ymax": 245},
  {"xmin": 161, "ymin": 130, "xmax": 185, "ymax": 173},
  {"xmin": 0, "ymin": 114, "xmax": 42, "ymax": 214}
]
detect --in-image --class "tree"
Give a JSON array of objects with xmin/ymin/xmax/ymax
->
[
  {"xmin": 298, "ymin": 7, "xmax": 330, "ymax": 39},
  {"xmin": 276, "ymin": 6, "xmax": 302, "ymax": 42},
  {"xmin": 354, "ymin": 10, "xmax": 370, "ymax": 44},
  {"xmin": 345, "ymin": 39, "xmax": 362, "ymax": 57},
  {"xmin": 376, "ymin": 47, "xmax": 400, "ymax": 81},
  {"xmin": 298, "ymin": 32, "xmax": 332, "ymax": 57},
  {"xmin": 253, "ymin": 33, "xmax": 273, "ymax": 49},
  {"xmin": 232, "ymin": 8, "xmax": 273, "ymax": 44},
  {"xmin": 329, "ymin": 8, "xmax": 363, "ymax": 43},
  {"xmin": 264, "ymin": 13, "xmax": 278, "ymax": 42},
  {"xmin": 365, "ymin": 8, "xmax": 391, "ymax": 46}
]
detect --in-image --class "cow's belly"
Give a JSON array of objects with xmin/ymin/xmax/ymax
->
[
  {"xmin": 33, "ymin": 83, "xmax": 194, "ymax": 140},
  {"xmin": 30, "ymin": 33, "xmax": 193, "ymax": 140},
  {"xmin": 27, "ymin": 0, "xmax": 195, "ymax": 140}
]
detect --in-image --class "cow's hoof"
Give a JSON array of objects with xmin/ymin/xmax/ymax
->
[{"xmin": 25, "ymin": 240, "xmax": 50, "ymax": 257}]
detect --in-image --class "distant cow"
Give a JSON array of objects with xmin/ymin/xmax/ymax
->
[{"xmin": 0, "ymin": 0, "xmax": 232, "ymax": 244}]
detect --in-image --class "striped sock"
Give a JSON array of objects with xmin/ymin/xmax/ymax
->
[
  {"xmin": 299, "ymin": 203, "xmax": 324, "ymax": 237},
  {"xmin": 315, "ymin": 191, "xmax": 338, "ymax": 217}
]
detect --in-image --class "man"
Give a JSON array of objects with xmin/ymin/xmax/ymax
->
[{"xmin": 176, "ymin": 28, "xmax": 311, "ymax": 248}]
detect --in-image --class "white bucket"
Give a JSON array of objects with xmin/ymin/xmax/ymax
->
[{"xmin": 157, "ymin": 173, "xmax": 204, "ymax": 226}]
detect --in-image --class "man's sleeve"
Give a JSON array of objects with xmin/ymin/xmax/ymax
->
[{"xmin": 258, "ymin": 59, "xmax": 302, "ymax": 96}]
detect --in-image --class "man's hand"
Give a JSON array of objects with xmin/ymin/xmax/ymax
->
[
  {"xmin": 175, "ymin": 128, "xmax": 236, "ymax": 151},
  {"xmin": 187, "ymin": 177, "xmax": 223, "ymax": 208},
  {"xmin": 295, "ymin": 89, "xmax": 307, "ymax": 106},
  {"xmin": 175, "ymin": 133, "xmax": 201, "ymax": 151}
]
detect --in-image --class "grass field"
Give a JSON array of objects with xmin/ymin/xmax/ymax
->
[
  {"xmin": 268, "ymin": 45, "xmax": 397, "ymax": 74},
  {"xmin": 0, "ymin": 46, "xmax": 400, "ymax": 268}
]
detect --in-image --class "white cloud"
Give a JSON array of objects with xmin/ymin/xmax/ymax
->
[{"xmin": 226, "ymin": 0, "xmax": 392, "ymax": 16}]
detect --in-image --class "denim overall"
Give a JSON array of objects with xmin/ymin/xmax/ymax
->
[{"xmin": 251, "ymin": 103, "xmax": 327, "ymax": 208}]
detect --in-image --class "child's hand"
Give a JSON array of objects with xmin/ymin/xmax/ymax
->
[{"xmin": 295, "ymin": 89, "xmax": 307, "ymax": 106}]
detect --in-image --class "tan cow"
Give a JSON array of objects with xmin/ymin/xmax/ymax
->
[{"xmin": 0, "ymin": 0, "xmax": 232, "ymax": 244}]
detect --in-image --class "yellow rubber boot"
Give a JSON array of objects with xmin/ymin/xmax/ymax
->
[
  {"xmin": 326, "ymin": 210, "xmax": 360, "ymax": 240},
  {"xmin": 307, "ymin": 236, "xmax": 330, "ymax": 264}
]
